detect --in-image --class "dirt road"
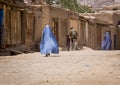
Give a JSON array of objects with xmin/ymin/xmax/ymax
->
[{"xmin": 0, "ymin": 47, "xmax": 120, "ymax": 85}]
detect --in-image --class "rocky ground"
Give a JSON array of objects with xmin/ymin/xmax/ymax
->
[{"xmin": 0, "ymin": 47, "xmax": 120, "ymax": 85}]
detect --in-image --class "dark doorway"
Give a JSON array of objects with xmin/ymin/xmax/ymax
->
[
  {"xmin": 118, "ymin": 20, "xmax": 120, "ymax": 25},
  {"xmin": 21, "ymin": 11, "xmax": 26, "ymax": 45},
  {"xmin": 51, "ymin": 18, "xmax": 59, "ymax": 42},
  {"xmin": 0, "ymin": 9, "xmax": 4, "ymax": 48},
  {"xmin": 0, "ymin": 9, "xmax": 3, "ymax": 26},
  {"xmin": 114, "ymin": 34, "xmax": 116, "ymax": 50}
]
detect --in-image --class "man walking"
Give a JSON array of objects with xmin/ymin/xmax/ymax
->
[{"xmin": 69, "ymin": 27, "xmax": 78, "ymax": 50}]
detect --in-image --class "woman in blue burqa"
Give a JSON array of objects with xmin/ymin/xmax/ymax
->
[
  {"xmin": 40, "ymin": 25, "xmax": 59, "ymax": 57},
  {"xmin": 101, "ymin": 32, "xmax": 112, "ymax": 50}
]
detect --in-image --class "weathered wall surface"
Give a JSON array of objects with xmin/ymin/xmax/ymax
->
[
  {"xmin": 3, "ymin": 5, "xmax": 22, "ymax": 46},
  {"xmin": 79, "ymin": 20, "xmax": 86, "ymax": 46},
  {"xmin": 87, "ymin": 22, "xmax": 97, "ymax": 49},
  {"xmin": 49, "ymin": 6, "xmax": 68, "ymax": 46},
  {"xmin": 25, "ymin": 13, "xmax": 34, "ymax": 46},
  {"xmin": 49, "ymin": 6, "xmax": 80, "ymax": 47},
  {"xmin": 113, "ymin": 13, "xmax": 120, "ymax": 49}
]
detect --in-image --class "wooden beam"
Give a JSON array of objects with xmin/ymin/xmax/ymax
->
[{"xmin": 0, "ymin": 1, "xmax": 25, "ymax": 8}]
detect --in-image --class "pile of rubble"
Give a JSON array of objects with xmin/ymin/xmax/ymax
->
[{"xmin": 0, "ymin": 45, "xmax": 35, "ymax": 56}]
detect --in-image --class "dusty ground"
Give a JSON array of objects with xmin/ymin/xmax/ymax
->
[{"xmin": 0, "ymin": 47, "xmax": 120, "ymax": 85}]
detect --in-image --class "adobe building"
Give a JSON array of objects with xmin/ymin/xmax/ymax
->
[
  {"xmin": 0, "ymin": 1, "xmax": 81, "ymax": 50},
  {"xmin": 0, "ymin": 0, "xmax": 43, "ymax": 49},
  {"xmin": 95, "ymin": 13, "xmax": 115, "ymax": 50},
  {"xmin": 40, "ymin": 5, "xmax": 80, "ymax": 48},
  {"xmin": 1, "ymin": 0, "xmax": 117, "ymax": 51},
  {"xmin": 41, "ymin": 5, "xmax": 69, "ymax": 47},
  {"xmin": 79, "ymin": 13, "xmax": 115, "ymax": 50},
  {"xmin": 96, "ymin": 20, "xmax": 115, "ymax": 50},
  {"xmin": 98, "ymin": 5, "xmax": 120, "ymax": 50}
]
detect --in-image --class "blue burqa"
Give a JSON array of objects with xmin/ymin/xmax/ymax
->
[
  {"xmin": 0, "ymin": 9, "xmax": 3, "ymax": 26},
  {"xmin": 40, "ymin": 25, "xmax": 59, "ymax": 54},
  {"xmin": 101, "ymin": 32, "xmax": 112, "ymax": 50}
]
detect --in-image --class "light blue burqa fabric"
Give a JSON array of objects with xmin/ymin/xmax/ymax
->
[
  {"xmin": 101, "ymin": 32, "xmax": 112, "ymax": 50},
  {"xmin": 40, "ymin": 25, "xmax": 59, "ymax": 54}
]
